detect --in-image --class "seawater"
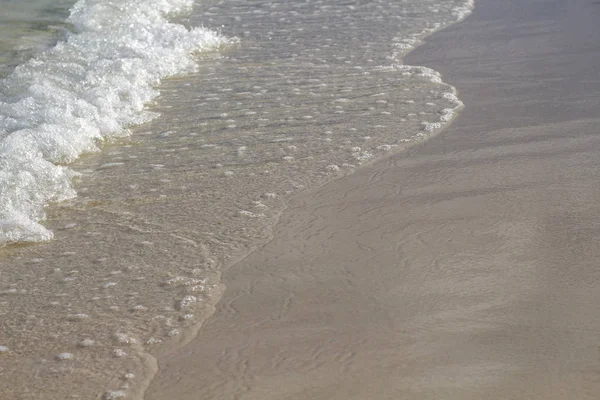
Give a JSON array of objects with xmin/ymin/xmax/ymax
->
[
  {"xmin": 0, "ymin": 0, "xmax": 473, "ymax": 398},
  {"xmin": 0, "ymin": 0, "xmax": 76, "ymax": 78}
]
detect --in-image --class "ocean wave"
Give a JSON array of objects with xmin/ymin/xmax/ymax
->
[{"xmin": 0, "ymin": 0, "xmax": 232, "ymax": 244}]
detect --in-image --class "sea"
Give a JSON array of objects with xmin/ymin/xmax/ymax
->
[{"xmin": 0, "ymin": 0, "xmax": 473, "ymax": 398}]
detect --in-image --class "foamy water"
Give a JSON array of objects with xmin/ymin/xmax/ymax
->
[
  {"xmin": 0, "ymin": 0, "xmax": 473, "ymax": 398},
  {"xmin": 0, "ymin": 0, "xmax": 232, "ymax": 244}
]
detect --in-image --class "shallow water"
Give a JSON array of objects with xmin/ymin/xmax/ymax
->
[
  {"xmin": 0, "ymin": 0, "xmax": 472, "ymax": 398},
  {"xmin": 0, "ymin": 0, "xmax": 75, "ymax": 78}
]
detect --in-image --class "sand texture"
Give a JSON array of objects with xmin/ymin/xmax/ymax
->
[{"xmin": 146, "ymin": 0, "xmax": 600, "ymax": 398}]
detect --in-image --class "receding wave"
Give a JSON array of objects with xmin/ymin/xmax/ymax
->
[{"xmin": 0, "ymin": 1, "xmax": 475, "ymax": 399}]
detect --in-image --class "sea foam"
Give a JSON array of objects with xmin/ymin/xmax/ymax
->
[{"xmin": 0, "ymin": 0, "xmax": 232, "ymax": 244}]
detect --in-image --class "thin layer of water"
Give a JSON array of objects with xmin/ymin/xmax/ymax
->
[{"xmin": 0, "ymin": 0, "xmax": 472, "ymax": 398}]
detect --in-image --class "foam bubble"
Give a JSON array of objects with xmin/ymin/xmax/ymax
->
[
  {"xmin": 112, "ymin": 349, "xmax": 128, "ymax": 358},
  {"xmin": 78, "ymin": 339, "xmax": 95, "ymax": 347},
  {"xmin": 422, "ymin": 122, "xmax": 442, "ymax": 132},
  {"xmin": 114, "ymin": 332, "xmax": 137, "ymax": 345},
  {"xmin": 238, "ymin": 210, "xmax": 264, "ymax": 218},
  {"xmin": 56, "ymin": 352, "xmax": 74, "ymax": 361},
  {"xmin": 67, "ymin": 313, "xmax": 90, "ymax": 321},
  {"xmin": 103, "ymin": 391, "xmax": 127, "ymax": 400},
  {"xmin": 452, "ymin": 0, "xmax": 475, "ymax": 21},
  {"xmin": 178, "ymin": 295, "xmax": 198, "ymax": 310}
]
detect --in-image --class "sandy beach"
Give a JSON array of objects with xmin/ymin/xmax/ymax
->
[{"xmin": 146, "ymin": 0, "xmax": 600, "ymax": 399}]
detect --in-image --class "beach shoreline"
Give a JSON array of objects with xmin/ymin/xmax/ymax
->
[
  {"xmin": 1, "ymin": 1, "xmax": 477, "ymax": 399},
  {"xmin": 146, "ymin": 0, "xmax": 600, "ymax": 399}
]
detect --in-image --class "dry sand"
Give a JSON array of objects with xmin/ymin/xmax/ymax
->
[{"xmin": 147, "ymin": 0, "xmax": 600, "ymax": 398}]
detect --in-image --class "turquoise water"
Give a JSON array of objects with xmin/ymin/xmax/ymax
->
[{"xmin": 0, "ymin": 0, "xmax": 75, "ymax": 77}]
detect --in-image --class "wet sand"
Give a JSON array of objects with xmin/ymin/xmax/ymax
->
[{"xmin": 147, "ymin": 0, "xmax": 600, "ymax": 399}]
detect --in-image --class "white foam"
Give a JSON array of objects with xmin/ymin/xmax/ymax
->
[
  {"xmin": 178, "ymin": 295, "xmax": 198, "ymax": 310},
  {"xmin": 67, "ymin": 313, "xmax": 90, "ymax": 321},
  {"xmin": 114, "ymin": 332, "xmax": 137, "ymax": 345},
  {"xmin": 56, "ymin": 352, "xmax": 74, "ymax": 360},
  {"xmin": 103, "ymin": 391, "xmax": 127, "ymax": 400},
  {"xmin": 452, "ymin": 0, "xmax": 475, "ymax": 21},
  {"xmin": 0, "ymin": 0, "xmax": 233, "ymax": 244},
  {"xmin": 112, "ymin": 349, "xmax": 128, "ymax": 358},
  {"xmin": 78, "ymin": 339, "xmax": 95, "ymax": 347}
]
